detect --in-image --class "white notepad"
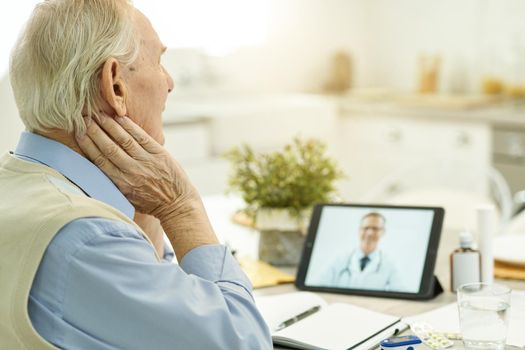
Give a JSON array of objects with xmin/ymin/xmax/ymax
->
[{"xmin": 255, "ymin": 292, "xmax": 404, "ymax": 350}]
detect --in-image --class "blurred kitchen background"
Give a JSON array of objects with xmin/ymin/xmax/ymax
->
[{"xmin": 2, "ymin": 0, "xmax": 525, "ymax": 231}]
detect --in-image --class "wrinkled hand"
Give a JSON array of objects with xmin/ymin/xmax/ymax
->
[
  {"xmin": 77, "ymin": 115, "xmax": 218, "ymax": 259},
  {"xmin": 76, "ymin": 115, "xmax": 196, "ymax": 219}
]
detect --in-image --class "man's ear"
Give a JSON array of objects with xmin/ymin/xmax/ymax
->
[{"xmin": 100, "ymin": 58, "xmax": 127, "ymax": 117}]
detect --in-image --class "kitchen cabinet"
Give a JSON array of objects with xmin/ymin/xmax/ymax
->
[
  {"xmin": 163, "ymin": 118, "xmax": 211, "ymax": 161},
  {"xmin": 163, "ymin": 118, "xmax": 229, "ymax": 195},
  {"xmin": 162, "ymin": 94, "xmax": 339, "ymax": 195},
  {"xmin": 337, "ymin": 110, "xmax": 492, "ymax": 202},
  {"xmin": 161, "ymin": 93, "xmax": 520, "ymax": 203},
  {"xmin": 493, "ymin": 126, "xmax": 525, "ymax": 198}
]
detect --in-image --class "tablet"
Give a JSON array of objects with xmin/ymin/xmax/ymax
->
[{"xmin": 296, "ymin": 203, "xmax": 445, "ymax": 300}]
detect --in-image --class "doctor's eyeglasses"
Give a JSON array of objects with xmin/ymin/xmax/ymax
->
[{"xmin": 359, "ymin": 225, "xmax": 384, "ymax": 233}]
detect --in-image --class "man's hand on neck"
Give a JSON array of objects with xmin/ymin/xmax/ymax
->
[{"xmin": 37, "ymin": 129, "xmax": 167, "ymax": 258}]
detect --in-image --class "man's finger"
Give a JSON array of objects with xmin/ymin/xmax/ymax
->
[
  {"xmin": 116, "ymin": 116, "xmax": 163, "ymax": 154},
  {"xmin": 84, "ymin": 121, "xmax": 135, "ymax": 169},
  {"xmin": 76, "ymin": 132, "xmax": 121, "ymax": 179},
  {"xmin": 98, "ymin": 116, "xmax": 146, "ymax": 158}
]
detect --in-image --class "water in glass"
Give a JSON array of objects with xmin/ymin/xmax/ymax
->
[{"xmin": 459, "ymin": 297, "xmax": 510, "ymax": 350}]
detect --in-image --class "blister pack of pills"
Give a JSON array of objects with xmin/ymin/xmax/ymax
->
[{"xmin": 409, "ymin": 322, "xmax": 460, "ymax": 349}]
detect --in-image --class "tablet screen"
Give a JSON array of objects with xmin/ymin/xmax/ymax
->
[{"xmin": 303, "ymin": 205, "xmax": 438, "ymax": 294}]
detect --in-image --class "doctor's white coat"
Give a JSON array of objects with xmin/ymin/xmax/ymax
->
[{"xmin": 317, "ymin": 249, "xmax": 406, "ymax": 291}]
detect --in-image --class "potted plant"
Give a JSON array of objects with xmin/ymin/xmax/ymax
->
[{"xmin": 224, "ymin": 137, "xmax": 344, "ymax": 266}]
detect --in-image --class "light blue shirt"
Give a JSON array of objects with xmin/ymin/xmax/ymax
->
[{"xmin": 15, "ymin": 132, "xmax": 272, "ymax": 350}]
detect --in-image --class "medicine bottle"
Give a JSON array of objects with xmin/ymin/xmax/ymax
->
[{"xmin": 450, "ymin": 231, "xmax": 481, "ymax": 292}]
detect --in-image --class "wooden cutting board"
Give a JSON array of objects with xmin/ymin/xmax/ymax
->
[{"xmin": 495, "ymin": 260, "xmax": 525, "ymax": 281}]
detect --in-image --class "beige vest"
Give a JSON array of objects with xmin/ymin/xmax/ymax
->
[{"xmin": 0, "ymin": 153, "xmax": 158, "ymax": 349}]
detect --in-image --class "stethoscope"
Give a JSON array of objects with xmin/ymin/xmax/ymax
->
[{"xmin": 336, "ymin": 249, "xmax": 383, "ymax": 281}]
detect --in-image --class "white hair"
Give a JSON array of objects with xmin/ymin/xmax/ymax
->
[{"xmin": 9, "ymin": 0, "xmax": 139, "ymax": 136}]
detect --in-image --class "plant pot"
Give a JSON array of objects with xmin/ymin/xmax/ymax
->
[{"xmin": 255, "ymin": 208, "xmax": 308, "ymax": 267}]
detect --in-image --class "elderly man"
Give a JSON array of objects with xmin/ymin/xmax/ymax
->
[{"xmin": 0, "ymin": 1, "xmax": 271, "ymax": 349}]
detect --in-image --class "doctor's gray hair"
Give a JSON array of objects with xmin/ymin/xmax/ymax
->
[
  {"xmin": 360, "ymin": 212, "xmax": 386, "ymax": 226},
  {"xmin": 9, "ymin": 0, "xmax": 138, "ymax": 136}
]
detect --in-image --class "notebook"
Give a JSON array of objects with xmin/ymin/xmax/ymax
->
[{"xmin": 255, "ymin": 292, "xmax": 406, "ymax": 350}]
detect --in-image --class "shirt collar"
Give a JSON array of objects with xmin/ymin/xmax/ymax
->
[
  {"xmin": 357, "ymin": 249, "xmax": 379, "ymax": 260},
  {"xmin": 14, "ymin": 131, "xmax": 134, "ymax": 219},
  {"xmin": 351, "ymin": 248, "xmax": 380, "ymax": 267}
]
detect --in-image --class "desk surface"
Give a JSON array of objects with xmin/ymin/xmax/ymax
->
[
  {"xmin": 202, "ymin": 195, "xmax": 525, "ymax": 349},
  {"xmin": 256, "ymin": 247, "xmax": 525, "ymax": 350}
]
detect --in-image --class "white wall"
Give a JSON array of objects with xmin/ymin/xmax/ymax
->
[
  {"xmin": 0, "ymin": 0, "xmax": 39, "ymax": 152},
  {"xmin": 0, "ymin": 75, "xmax": 24, "ymax": 153},
  {"xmin": 166, "ymin": 0, "xmax": 525, "ymax": 95},
  {"xmin": 163, "ymin": 0, "xmax": 368, "ymax": 94},
  {"xmin": 2, "ymin": 0, "xmax": 524, "ymax": 152},
  {"xmin": 360, "ymin": 0, "xmax": 525, "ymax": 93}
]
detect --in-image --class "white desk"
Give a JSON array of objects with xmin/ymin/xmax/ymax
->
[{"xmin": 202, "ymin": 195, "xmax": 525, "ymax": 349}]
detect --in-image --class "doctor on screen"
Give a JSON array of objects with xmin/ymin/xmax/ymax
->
[{"xmin": 321, "ymin": 212, "xmax": 405, "ymax": 291}]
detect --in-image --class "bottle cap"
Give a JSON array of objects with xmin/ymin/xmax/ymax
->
[{"xmin": 459, "ymin": 230, "xmax": 474, "ymax": 248}]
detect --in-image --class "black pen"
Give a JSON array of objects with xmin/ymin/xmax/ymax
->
[{"xmin": 274, "ymin": 305, "xmax": 321, "ymax": 332}]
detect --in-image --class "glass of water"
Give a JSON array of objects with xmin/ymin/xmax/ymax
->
[{"xmin": 457, "ymin": 283, "xmax": 511, "ymax": 350}]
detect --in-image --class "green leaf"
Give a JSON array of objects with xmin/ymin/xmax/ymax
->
[{"xmin": 223, "ymin": 136, "xmax": 345, "ymax": 217}]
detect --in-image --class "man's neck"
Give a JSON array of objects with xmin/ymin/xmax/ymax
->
[
  {"xmin": 359, "ymin": 247, "xmax": 378, "ymax": 258},
  {"xmin": 37, "ymin": 129, "xmax": 86, "ymax": 157}
]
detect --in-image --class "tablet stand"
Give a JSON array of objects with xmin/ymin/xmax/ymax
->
[{"xmin": 429, "ymin": 276, "xmax": 444, "ymax": 298}]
